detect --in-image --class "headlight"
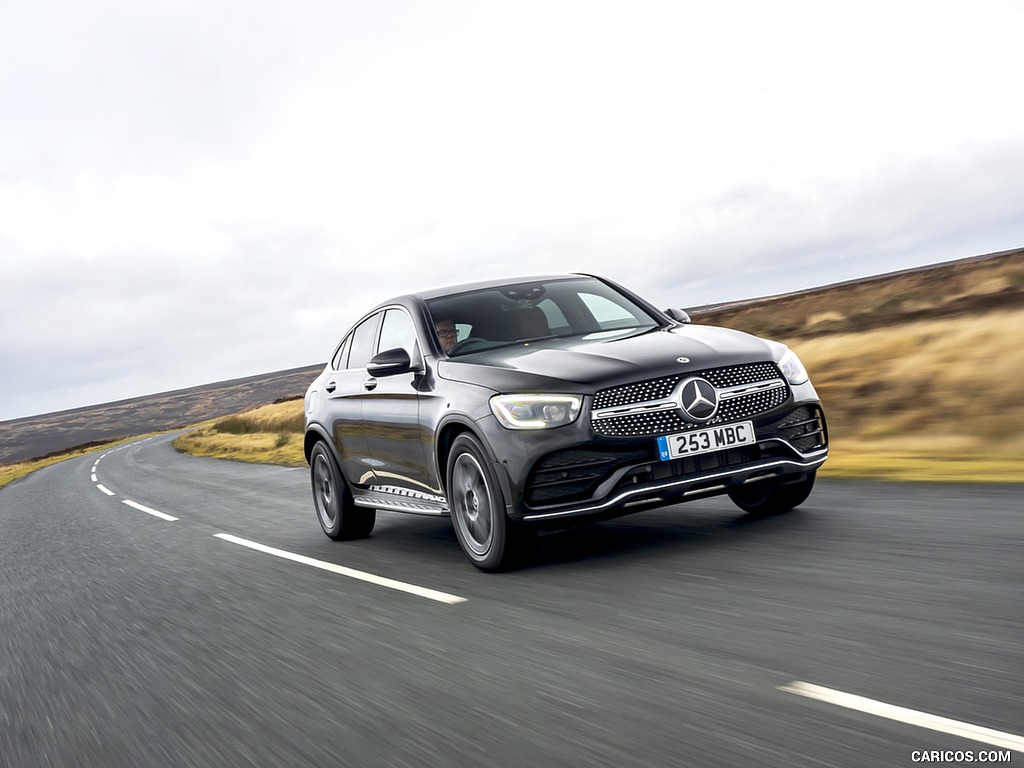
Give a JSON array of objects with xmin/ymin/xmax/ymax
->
[
  {"xmin": 778, "ymin": 348, "xmax": 809, "ymax": 385},
  {"xmin": 489, "ymin": 394, "xmax": 582, "ymax": 429}
]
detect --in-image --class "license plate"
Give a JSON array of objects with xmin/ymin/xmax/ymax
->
[{"xmin": 657, "ymin": 421, "xmax": 756, "ymax": 461}]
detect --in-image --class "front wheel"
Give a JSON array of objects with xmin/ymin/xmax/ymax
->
[
  {"xmin": 446, "ymin": 434, "xmax": 519, "ymax": 571},
  {"xmin": 310, "ymin": 442, "xmax": 375, "ymax": 540},
  {"xmin": 728, "ymin": 471, "xmax": 816, "ymax": 517}
]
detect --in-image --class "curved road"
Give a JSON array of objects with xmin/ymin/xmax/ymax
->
[{"xmin": 2, "ymin": 435, "xmax": 1021, "ymax": 767}]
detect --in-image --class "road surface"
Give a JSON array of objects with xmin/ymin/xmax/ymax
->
[{"xmin": 2, "ymin": 434, "xmax": 1021, "ymax": 767}]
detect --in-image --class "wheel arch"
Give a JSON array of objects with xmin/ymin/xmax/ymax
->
[
  {"xmin": 435, "ymin": 419, "xmax": 477, "ymax": 496},
  {"xmin": 435, "ymin": 417, "xmax": 516, "ymax": 518},
  {"xmin": 304, "ymin": 423, "xmax": 334, "ymax": 465}
]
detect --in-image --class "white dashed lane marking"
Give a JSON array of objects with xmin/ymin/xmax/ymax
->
[
  {"xmin": 122, "ymin": 499, "xmax": 178, "ymax": 522},
  {"xmin": 215, "ymin": 533, "xmax": 468, "ymax": 605},
  {"xmin": 780, "ymin": 681, "xmax": 1024, "ymax": 753},
  {"xmin": 91, "ymin": 442, "xmax": 178, "ymax": 521},
  {"xmin": 94, "ymin": 444, "xmax": 462, "ymax": 604}
]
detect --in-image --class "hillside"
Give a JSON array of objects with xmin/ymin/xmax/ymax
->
[
  {"xmin": 690, "ymin": 248, "xmax": 1024, "ymax": 480},
  {"xmin": 687, "ymin": 247, "xmax": 1024, "ymax": 339},
  {"xmin": 0, "ymin": 364, "xmax": 323, "ymax": 465},
  {"xmin": 3, "ymin": 247, "xmax": 1023, "ymax": 481}
]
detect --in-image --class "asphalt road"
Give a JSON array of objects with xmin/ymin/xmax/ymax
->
[{"xmin": 2, "ymin": 435, "xmax": 1021, "ymax": 768}]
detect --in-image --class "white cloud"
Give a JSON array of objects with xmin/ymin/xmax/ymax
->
[{"xmin": 2, "ymin": 0, "xmax": 1023, "ymax": 420}]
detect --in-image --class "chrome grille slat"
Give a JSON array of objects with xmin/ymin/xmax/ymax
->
[{"xmin": 591, "ymin": 362, "xmax": 789, "ymax": 437}]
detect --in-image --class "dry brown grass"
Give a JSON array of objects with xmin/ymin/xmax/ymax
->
[
  {"xmin": 788, "ymin": 307, "xmax": 1024, "ymax": 481},
  {"xmin": 172, "ymin": 400, "xmax": 306, "ymax": 467}
]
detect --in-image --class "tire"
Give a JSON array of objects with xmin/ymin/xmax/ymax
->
[
  {"xmin": 446, "ymin": 434, "xmax": 519, "ymax": 571},
  {"xmin": 310, "ymin": 442, "xmax": 375, "ymax": 540},
  {"xmin": 728, "ymin": 471, "xmax": 816, "ymax": 517}
]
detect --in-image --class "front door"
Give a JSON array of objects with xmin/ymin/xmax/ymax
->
[
  {"xmin": 361, "ymin": 307, "xmax": 433, "ymax": 494},
  {"xmin": 322, "ymin": 313, "xmax": 379, "ymax": 486}
]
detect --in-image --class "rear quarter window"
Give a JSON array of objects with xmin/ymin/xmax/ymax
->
[{"xmin": 331, "ymin": 336, "xmax": 351, "ymax": 370}]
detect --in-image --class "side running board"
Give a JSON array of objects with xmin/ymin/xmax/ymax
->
[{"xmin": 351, "ymin": 485, "xmax": 450, "ymax": 516}]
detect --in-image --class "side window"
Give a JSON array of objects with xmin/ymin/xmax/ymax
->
[
  {"xmin": 377, "ymin": 308, "xmax": 418, "ymax": 356},
  {"xmin": 331, "ymin": 336, "xmax": 351, "ymax": 371},
  {"xmin": 347, "ymin": 313, "xmax": 381, "ymax": 369},
  {"xmin": 579, "ymin": 292, "xmax": 641, "ymax": 330}
]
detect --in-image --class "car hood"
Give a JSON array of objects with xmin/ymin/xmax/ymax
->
[{"xmin": 436, "ymin": 325, "xmax": 777, "ymax": 394}]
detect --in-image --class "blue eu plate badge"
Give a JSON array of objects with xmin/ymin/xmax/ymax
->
[{"xmin": 656, "ymin": 436, "xmax": 671, "ymax": 461}]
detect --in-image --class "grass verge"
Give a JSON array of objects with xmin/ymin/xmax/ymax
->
[
  {"xmin": 820, "ymin": 439, "xmax": 1024, "ymax": 483},
  {"xmin": 171, "ymin": 400, "xmax": 306, "ymax": 467}
]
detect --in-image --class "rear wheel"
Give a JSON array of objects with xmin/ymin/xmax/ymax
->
[
  {"xmin": 447, "ymin": 434, "xmax": 520, "ymax": 571},
  {"xmin": 728, "ymin": 471, "xmax": 816, "ymax": 517},
  {"xmin": 310, "ymin": 442, "xmax": 375, "ymax": 540}
]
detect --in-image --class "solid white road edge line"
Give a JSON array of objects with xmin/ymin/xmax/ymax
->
[
  {"xmin": 96, "ymin": 484, "xmax": 115, "ymax": 496},
  {"xmin": 780, "ymin": 681, "xmax": 1024, "ymax": 753},
  {"xmin": 214, "ymin": 533, "xmax": 467, "ymax": 605},
  {"xmin": 122, "ymin": 499, "xmax": 179, "ymax": 522}
]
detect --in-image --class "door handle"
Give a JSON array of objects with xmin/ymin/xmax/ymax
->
[
  {"xmin": 363, "ymin": 378, "xmax": 378, "ymax": 391},
  {"xmin": 325, "ymin": 381, "xmax": 337, "ymax": 393}
]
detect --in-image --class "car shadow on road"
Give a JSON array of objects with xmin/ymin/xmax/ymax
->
[
  {"xmin": 522, "ymin": 500, "xmax": 821, "ymax": 571},
  {"xmin": 355, "ymin": 499, "xmax": 822, "ymax": 573}
]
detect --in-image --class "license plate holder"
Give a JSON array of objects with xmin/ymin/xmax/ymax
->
[{"xmin": 657, "ymin": 421, "xmax": 756, "ymax": 461}]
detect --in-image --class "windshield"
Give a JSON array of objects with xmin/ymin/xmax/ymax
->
[{"xmin": 426, "ymin": 277, "xmax": 661, "ymax": 357}]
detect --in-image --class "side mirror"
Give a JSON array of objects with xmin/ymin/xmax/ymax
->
[
  {"xmin": 367, "ymin": 347, "xmax": 417, "ymax": 377},
  {"xmin": 665, "ymin": 308, "xmax": 691, "ymax": 324}
]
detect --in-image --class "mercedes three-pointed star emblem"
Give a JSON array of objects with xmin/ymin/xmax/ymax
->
[{"xmin": 677, "ymin": 377, "xmax": 719, "ymax": 421}]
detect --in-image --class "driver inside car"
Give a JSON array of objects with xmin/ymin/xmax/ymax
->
[{"xmin": 434, "ymin": 318, "xmax": 458, "ymax": 353}]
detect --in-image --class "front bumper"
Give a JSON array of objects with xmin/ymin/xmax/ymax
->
[
  {"xmin": 521, "ymin": 444, "xmax": 827, "ymax": 522},
  {"xmin": 483, "ymin": 401, "xmax": 828, "ymax": 525}
]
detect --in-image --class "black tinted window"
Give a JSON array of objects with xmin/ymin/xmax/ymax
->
[
  {"xmin": 347, "ymin": 314, "xmax": 380, "ymax": 369},
  {"xmin": 426, "ymin": 277, "xmax": 658, "ymax": 356}
]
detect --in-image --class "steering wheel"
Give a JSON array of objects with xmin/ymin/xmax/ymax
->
[{"xmin": 447, "ymin": 337, "xmax": 489, "ymax": 355}]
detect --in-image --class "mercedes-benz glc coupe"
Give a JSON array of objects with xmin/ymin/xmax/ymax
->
[{"xmin": 304, "ymin": 274, "xmax": 828, "ymax": 570}]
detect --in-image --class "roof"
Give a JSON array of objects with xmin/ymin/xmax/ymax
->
[{"xmin": 408, "ymin": 274, "xmax": 586, "ymax": 302}]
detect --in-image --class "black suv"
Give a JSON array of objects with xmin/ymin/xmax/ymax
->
[{"xmin": 304, "ymin": 274, "xmax": 828, "ymax": 570}]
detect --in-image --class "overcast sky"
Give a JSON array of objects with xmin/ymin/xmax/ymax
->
[{"xmin": 2, "ymin": 0, "xmax": 1023, "ymax": 422}]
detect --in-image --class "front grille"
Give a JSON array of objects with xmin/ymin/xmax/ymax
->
[
  {"xmin": 592, "ymin": 362, "xmax": 788, "ymax": 437},
  {"xmin": 592, "ymin": 361, "xmax": 780, "ymax": 410}
]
